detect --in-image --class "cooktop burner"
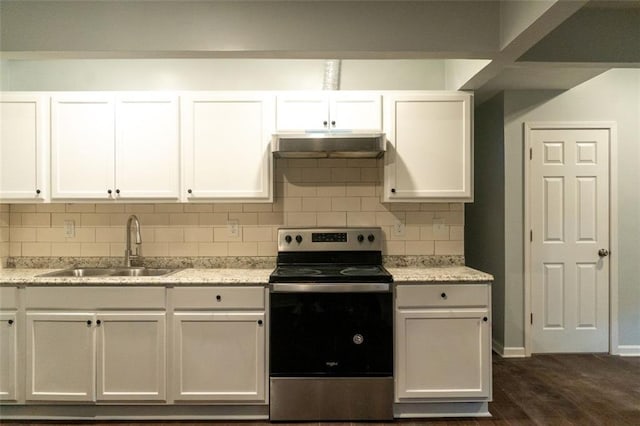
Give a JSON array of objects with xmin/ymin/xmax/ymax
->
[
  {"xmin": 270, "ymin": 264, "xmax": 392, "ymax": 283},
  {"xmin": 340, "ymin": 266, "xmax": 384, "ymax": 276},
  {"xmin": 276, "ymin": 267, "xmax": 323, "ymax": 277}
]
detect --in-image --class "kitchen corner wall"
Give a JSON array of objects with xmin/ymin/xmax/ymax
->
[
  {"xmin": 3, "ymin": 159, "xmax": 464, "ymax": 260},
  {"xmin": 0, "ymin": 204, "xmax": 9, "ymax": 268}
]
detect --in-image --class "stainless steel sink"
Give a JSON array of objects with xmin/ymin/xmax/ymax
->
[{"xmin": 37, "ymin": 267, "xmax": 181, "ymax": 278}]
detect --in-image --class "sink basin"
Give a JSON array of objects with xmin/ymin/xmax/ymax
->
[{"xmin": 37, "ymin": 267, "xmax": 181, "ymax": 278}]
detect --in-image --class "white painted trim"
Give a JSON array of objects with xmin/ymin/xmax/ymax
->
[
  {"xmin": 523, "ymin": 121, "xmax": 618, "ymax": 356},
  {"xmin": 617, "ymin": 345, "xmax": 640, "ymax": 357},
  {"xmin": 493, "ymin": 339, "xmax": 526, "ymax": 358}
]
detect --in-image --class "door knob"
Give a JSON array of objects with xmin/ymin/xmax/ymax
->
[{"xmin": 598, "ymin": 249, "xmax": 609, "ymax": 257}]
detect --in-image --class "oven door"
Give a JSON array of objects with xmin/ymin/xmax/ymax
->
[{"xmin": 270, "ymin": 284, "xmax": 393, "ymax": 377}]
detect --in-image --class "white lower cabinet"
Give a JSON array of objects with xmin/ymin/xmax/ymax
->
[
  {"xmin": 0, "ymin": 312, "xmax": 18, "ymax": 402},
  {"xmin": 171, "ymin": 287, "xmax": 267, "ymax": 403},
  {"xmin": 395, "ymin": 284, "xmax": 491, "ymax": 403}
]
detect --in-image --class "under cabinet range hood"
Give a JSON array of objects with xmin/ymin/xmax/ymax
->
[{"xmin": 272, "ymin": 132, "xmax": 386, "ymax": 159}]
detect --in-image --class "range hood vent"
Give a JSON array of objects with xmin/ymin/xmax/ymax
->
[{"xmin": 272, "ymin": 132, "xmax": 386, "ymax": 159}]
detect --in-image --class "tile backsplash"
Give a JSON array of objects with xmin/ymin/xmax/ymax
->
[{"xmin": 1, "ymin": 159, "xmax": 463, "ymax": 261}]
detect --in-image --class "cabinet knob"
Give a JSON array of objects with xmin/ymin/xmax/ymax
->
[
  {"xmin": 483, "ymin": 317, "xmax": 488, "ymax": 322},
  {"xmin": 216, "ymin": 295, "xmax": 222, "ymax": 301},
  {"xmin": 8, "ymin": 319, "xmax": 14, "ymax": 325},
  {"xmin": 257, "ymin": 320, "xmax": 263, "ymax": 325},
  {"xmin": 96, "ymin": 319, "xmax": 102, "ymax": 325},
  {"xmin": 87, "ymin": 320, "xmax": 92, "ymax": 326},
  {"xmin": 115, "ymin": 189, "xmax": 120, "ymax": 195},
  {"xmin": 323, "ymin": 120, "xmax": 328, "ymax": 127},
  {"xmin": 36, "ymin": 189, "xmax": 41, "ymax": 195},
  {"xmin": 391, "ymin": 188, "xmax": 396, "ymax": 193},
  {"xmin": 187, "ymin": 189, "xmax": 193, "ymax": 194},
  {"xmin": 441, "ymin": 292, "xmax": 447, "ymax": 299},
  {"xmin": 331, "ymin": 120, "xmax": 336, "ymax": 127},
  {"xmin": 107, "ymin": 189, "xmax": 112, "ymax": 195}
]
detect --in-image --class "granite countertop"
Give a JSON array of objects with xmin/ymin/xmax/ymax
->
[{"xmin": 0, "ymin": 266, "xmax": 492, "ymax": 286}]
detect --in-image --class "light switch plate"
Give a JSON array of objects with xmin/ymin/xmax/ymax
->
[
  {"xmin": 393, "ymin": 219, "xmax": 406, "ymax": 237},
  {"xmin": 64, "ymin": 220, "xmax": 75, "ymax": 238},
  {"xmin": 227, "ymin": 219, "xmax": 239, "ymax": 238}
]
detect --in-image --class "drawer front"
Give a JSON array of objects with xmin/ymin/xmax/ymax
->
[
  {"xmin": 24, "ymin": 287, "xmax": 166, "ymax": 309},
  {"xmin": 0, "ymin": 287, "xmax": 18, "ymax": 309},
  {"xmin": 172, "ymin": 286, "xmax": 265, "ymax": 310},
  {"xmin": 396, "ymin": 284, "xmax": 489, "ymax": 308}
]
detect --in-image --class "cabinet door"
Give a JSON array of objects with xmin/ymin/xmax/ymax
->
[
  {"xmin": 96, "ymin": 312, "xmax": 166, "ymax": 401},
  {"xmin": 0, "ymin": 94, "xmax": 47, "ymax": 201},
  {"xmin": 26, "ymin": 312, "xmax": 95, "ymax": 402},
  {"xmin": 115, "ymin": 95, "xmax": 180, "ymax": 200},
  {"xmin": 51, "ymin": 94, "xmax": 115, "ymax": 199},
  {"xmin": 384, "ymin": 93, "xmax": 472, "ymax": 202},
  {"xmin": 182, "ymin": 93, "xmax": 273, "ymax": 201},
  {"xmin": 276, "ymin": 92, "xmax": 329, "ymax": 131},
  {"xmin": 395, "ymin": 309, "xmax": 490, "ymax": 400},
  {"xmin": 0, "ymin": 312, "xmax": 18, "ymax": 401},
  {"xmin": 329, "ymin": 92, "xmax": 382, "ymax": 131},
  {"xmin": 172, "ymin": 312, "xmax": 266, "ymax": 402}
]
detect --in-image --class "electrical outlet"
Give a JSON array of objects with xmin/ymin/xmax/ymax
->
[
  {"xmin": 433, "ymin": 217, "xmax": 446, "ymax": 233},
  {"xmin": 393, "ymin": 220, "xmax": 405, "ymax": 237},
  {"xmin": 227, "ymin": 219, "xmax": 239, "ymax": 238},
  {"xmin": 64, "ymin": 220, "xmax": 75, "ymax": 238}
]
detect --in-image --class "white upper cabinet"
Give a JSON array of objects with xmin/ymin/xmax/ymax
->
[
  {"xmin": 115, "ymin": 95, "xmax": 180, "ymax": 200},
  {"xmin": 0, "ymin": 94, "xmax": 48, "ymax": 201},
  {"xmin": 276, "ymin": 92, "xmax": 381, "ymax": 132},
  {"xmin": 51, "ymin": 93, "xmax": 180, "ymax": 201},
  {"xmin": 383, "ymin": 92, "xmax": 473, "ymax": 202},
  {"xmin": 182, "ymin": 93, "xmax": 274, "ymax": 202}
]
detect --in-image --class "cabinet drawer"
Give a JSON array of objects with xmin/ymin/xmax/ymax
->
[
  {"xmin": 396, "ymin": 284, "xmax": 489, "ymax": 308},
  {"xmin": 0, "ymin": 287, "xmax": 18, "ymax": 309},
  {"xmin": 24, "ymin": 287, "xmax": 165, "ymax": 309},
  {"xmin": 172, "ymin": 286, "xmax": 265, "ymax": 310}
]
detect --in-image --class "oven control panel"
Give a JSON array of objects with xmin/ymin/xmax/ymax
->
[{"xmin": 278, "ymin": 228, "xmax": 382, "ymax": 252}]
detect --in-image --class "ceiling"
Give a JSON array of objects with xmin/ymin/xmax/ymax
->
[{"xmin": 0, "ymin": 0, "xmax": 638, "ymax": 103}]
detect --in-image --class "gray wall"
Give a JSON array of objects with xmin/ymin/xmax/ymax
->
[
  {"xmin": 0, "ymin": 59, "xmax": 445, "ymax": 91},
  {"xmin": 503, "ymin": 69, "xmax": 640, "ymax": 348},
  {"xmin": 465, "ymin": 92, "xmax": 506, "ymax": 347}
]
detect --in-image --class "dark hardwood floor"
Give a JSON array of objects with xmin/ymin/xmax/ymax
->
[{"xmin": 1, "ymin": 353, "xmax": 639, "ymax": 425}]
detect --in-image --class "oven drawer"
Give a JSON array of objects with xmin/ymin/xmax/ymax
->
[
  {"xmin": 396, "ymin": 284, "xmax": 489, "ymax": 308},
  {"xmin": 172, "ymin": 286, "xmax": 265, "ymax": 310}
]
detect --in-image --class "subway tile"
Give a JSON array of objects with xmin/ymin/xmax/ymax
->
[
  {"xmin": 243, "ymin": 203, "xmax": 273, "ymax": 213},
  {"xmin": 135, "ymin": 213, "xmax": 170, "ymax": 226},
  {"xmin": 155, "ymin": 228, "xmax": 184, "ymax": 242},
  {"xmin": 95, "ymin": 204, "xmax": 125, "ymax": 213},
  {"xmin": 65, "ymin": 203, "xmax": 95, "ymax": 213},
  {"xmin": 110, "ymin": 243, "xmax": 125, "ymax": 256},
  {"xmin": 258, "ymin": 241, "xmax": 278, "ymax": 257},
  {"xmin": 0, "ymin": 244, "xmax": 8, "ymax": 258},
  {"xmin": 213, "ymin": 226, "xmax": 242, "ymax": 242},
  {"xmin": 388, "ymin": 202, "xmax": 421, "ymax": 211},
  {"xmin": 376, "ymin": 211, "xmax": 404, "ymax": 226},
  {"xmin": 198, "ymin": 242, "xmax": 228, "ymax": 256},
  {"xmin": 51, "ymin": 243, "xmax": 82, "ymax": 257},
  {"xmin": 442, "ymin": 211, "xmax": 464, "ymax": 225},
  {"xmin": 95, "ymin": 227, "xmax": 125, "ymax": 243},
  {"xmin": 10, "ymin": 228, "xmax": 37, "ymax": 242},
  {"xmin": 345, "ymin": 184, "xmax": 376, "ymax": 197},
  {"xmin": 169, "ymin": 242, "xmax": 199, "ymax": 257},
  {"xmin": 360, "ymin": 167, "xmax": 379, "ymax": 183},
  {"xmin": 286, "ymin": 182, "xmax": 317, "ymax": 197},
  {"xmin": 72, "ymin": 228, "xmax": 96, "ymax": 243},
  {"xmin": 406, "ymin": 240, "xmax": 435, "ymax": 255},
  {"xmin": 318, "ymin": 159, "xmax": 347, "ymax": 168},
  {"xmin": 288, "ymin": 159, "xmax": 318, "ymax": 168},
  {"xmin": 9, "ymin": 242, "xmax": 22, "ymax": 256},
  {"xmin": 36, "ymin": 228, "xmax": 64, "ymax": 242},
  {"xmin": 286, "ymin": 212, "xmax": 317, "ymax": 227},
  {"xmin": 22, "ymin": 213, "xmax": 51, "ymax": 227},
  {"xmin": 420, "ymin": 203, "xmax": 451, "ymax": 211},
  {"xmin": 386, "ymin": 225, "xmax": 421, "ymax": 241},
  {"xmin": 420, "ymin": 224, "xmax": 450, "ymax": 241},
  {"xmin": 243, "ymin": 227, "xmax": 273, "ymax": 242},
  {"xmin": 346, "ymin": 212, "xmax": 376, "ymax": 227},
  {"xmin": 331, "ymin": 168, "xmax": 360, "ymax": 183},
  {"xmin": 184, "ymin": 204, "xmax": 213, "ymax": 213},
  {"xmin": 22, "ymin": 242, "xmax": 51, "ymax": 256},
  {"xmin": 199, "ymin": 213, "xmax": 228, "ymax": 226},
  {"xmin": 141, "ymin": 242, "xmax": 169, "ymax": 257},
  {"xmin": 81, "ymin": 213, "xmax": 111, "ymax": 227},
  {"xmin": 154, "ymin": 204, "xmax": 184, "ymax": 213},
  {"xmin": 435, "ymin": 240, "xmax": 464, "ymax": 255},
  {"xmin": 228, "ymin": 212, "xmax": 259, "ymax": 225},
  {"xmin": 9, "ymin": 213, "xmax": 22, "ymax": 226},
  {"xmin": 0, "ymin": 204, "xmax": 9, "ymax": 212},
  {"xmin": 35, "ymin": 204, "xmax": 66, "ymax": 213},
  {"xmin": 213, "ymin": 203, "xmax": 244, "ymax": 213},
  {"xmin": 258, "ymin": 212, "xmax": 285, "ymax": 226},
  {"xmin": 316, "ymin": 212, "xmax": 346, "ymax": 227},
  {"xmin": 141, "ymin": 228, "xmax": 155, "ymax": 242},
  {"xmin": 80, "ymin": 243, "xmax": 110, "ymax": 257},
  {"xmin": 450, "ymin": 225, "xmax": 464, "ymax": 241},
  {"xmin": 383, "ymin": 241, "xmax": 405, "ymax": 255},
  {"xmin": 347, "ymin": 159, "xmax": 377, "ymax": 168},
  {"xmin": 274, "ymin": 158, "xmax": 288, "ymax": 170},
  {"xmin": 281, "ymin": 197, "xmax": 302, "ymax": 212},
  {"xmin": 184, "ymin": 228, "xmax": 214, "ymax": 242},
  {"xmin": 449, "ymin": 203, "xmax": 464, "ymax": 211},
  {"xmin": 274, "ymin": 180, "xmax": 285, "ymax": 199},
  {"xmin": 0, "ymin": 228, "xmax": 9, "ymax": 242},
  {"xmin": 301, "ymin": 168, "xmax": 331, "ymax": 183},
  {"xmin": 125, "ymin": 204, "xmax": 155, "ymax": 213},
  {"xmin": 228, "ymin": 242, "xmax": 258, "ymax": 256},
  {"xmin": 316, "ymin": 184, "xmax": 346, "ymax": 197},
  {"xmin": 0, "ymin": 213, "xmax": 9, "ymax": 227},
  {"xmin": 51, "ymin": 213, "xmax": 81, "ymax": 227},
  {"xmin": 331, "ymin": 197, "xmax": 360, "ymax": 212},
  {"xmin": 405, "ymin": 211, "xmax": 435, "ymax": 225},
  {"xmin": 280, "ymin": 168, "xmax": 303, "ymax": 183},
  {"xmin": 302, "ymin": 197, "xmax": 332, "ymax": 212},
  {"xmin": 169, "ymin": 213, "xmax": 200, "ymax": 226},
  {"xmin": 11, "ymin": 204, "xmax": 37, "ymax": 213},
  {"xmin": 361, "ymin": 197, "xmax": 387, "ymax": 212}
]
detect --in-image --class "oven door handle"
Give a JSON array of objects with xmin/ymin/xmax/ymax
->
[{"xmin": 270, "ymin": 283, "xmax": 391, "ymax": 293}]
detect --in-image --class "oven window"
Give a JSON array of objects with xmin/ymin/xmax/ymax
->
[{"xmin": 270, "ymin": 292, "xmax": 393, "ymax": 377}]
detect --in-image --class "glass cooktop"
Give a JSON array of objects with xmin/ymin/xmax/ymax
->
[{"xmin": 269, "ymin": 264, "xmax": 393, "ymax": 283}]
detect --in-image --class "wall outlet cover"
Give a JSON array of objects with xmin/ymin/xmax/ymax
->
[
  {"xmin": 227, "ymin": 219, "xmax": 239, "ymax": 237},
  {"xmin": 63, "ymin": 220, "xmax": 75, "ymax": 238},
  {"xmin": 393, "ymin": 220, "xmax": 405, "ymax": 237}
]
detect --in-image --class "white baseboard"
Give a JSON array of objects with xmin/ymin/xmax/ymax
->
[
  {"xmin": 617, "ymin": 345, "xmax": 640, "ymax": 357},
  {"xmin": 492, "ymin": 339, "xmax": 526, "ymax": 358}
]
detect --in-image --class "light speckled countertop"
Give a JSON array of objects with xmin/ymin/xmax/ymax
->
[{"xmin": 0, "ymin": 266, "xmax": 492, "ymax": 286}]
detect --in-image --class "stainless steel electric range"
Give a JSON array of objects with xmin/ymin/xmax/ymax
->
[{"xmin": 268, "ymin": 227, "xmax": 394, "ymax": 421}]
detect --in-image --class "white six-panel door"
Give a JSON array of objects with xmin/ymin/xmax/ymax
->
[{"xmin": 529, "ymin": 126, "xmax": 610, "ymax": 353}]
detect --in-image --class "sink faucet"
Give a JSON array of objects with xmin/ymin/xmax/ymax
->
[{"xmin": 124, "ymin": 215, "xmax": 142, "ymax": 267}]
